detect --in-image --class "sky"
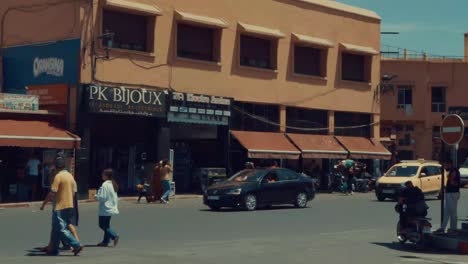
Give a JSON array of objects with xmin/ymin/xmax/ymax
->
[{"xmin": 336, "ymin": 0, "xmax": 468, "ymax": 57}]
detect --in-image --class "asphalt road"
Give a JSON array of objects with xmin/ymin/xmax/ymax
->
[{"xmin": 1, "ymin": 190, "xmax": 468, "ymax": 264}]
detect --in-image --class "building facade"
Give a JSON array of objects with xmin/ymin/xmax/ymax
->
[
  {"xmin": 1, "ymin": 0, "xmax": 384, "ymax": 197},
  {"xmin": 380, "ymin": 34, "xmax": 468, "ymax": 164}
]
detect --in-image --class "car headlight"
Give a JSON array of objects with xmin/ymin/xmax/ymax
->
[{"xmin": 226, "ymin": 188, "xmax": 242, "ymax": 195}]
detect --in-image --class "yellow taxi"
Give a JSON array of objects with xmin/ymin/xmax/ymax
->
[{"xmin": 376, "ymin": 159, "xmax": 446, "ymax": 201}]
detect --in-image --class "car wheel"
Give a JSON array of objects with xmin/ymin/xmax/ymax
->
[
  {"xmin": 377, "ymin": 194, "xmax": 386, "ymax": 201},
  {"xmin": 209, "ymin": 206, "xmax": 221, "ymax": 211},
  {"xmin": 295, "ymin": 192, "xmax": 308, "ymax": 208},
  {"xmin": 244, "ymin": 194, "xmax": 257, "ymax": 211}
]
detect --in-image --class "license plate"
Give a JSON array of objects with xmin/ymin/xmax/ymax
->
[
  {"xmin": 382, "ymin": 189, "xmax": 395, "ymax": 194},
  {"xmin": 208, "ymin": 196, "xmax": 220, "ymax": 200}
]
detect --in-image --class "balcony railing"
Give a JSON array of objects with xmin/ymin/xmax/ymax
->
[{"xmin": 381, "ymin": 45, "xmax": 465, "ymax": 62}]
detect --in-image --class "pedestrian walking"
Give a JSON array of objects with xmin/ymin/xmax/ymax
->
[
  {"xmin": 436, "ymin": 160, "xmax": 461, "ymax": 233},
  {"xmin": 40, "ymin": 155, "xmax": 82, "ymax": 256},
  {"xmin": 96, "ymin": 168, "xmax": 120, "ymax": 247},
  {"xmin": 39, "ymin": 176, "xmax": 80, "ymax": 253},
  {"xmin": 159, "ymin": 160, "xmax": 172, "ymax": 204}
]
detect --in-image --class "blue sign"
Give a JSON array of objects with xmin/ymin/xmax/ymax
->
[{"xmin": 2, "ymin": 38, "xmax": 80, "ymax": 94}]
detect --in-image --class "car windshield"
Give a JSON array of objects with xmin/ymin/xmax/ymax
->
[
  {"xmin": 227, "ymin": 170, "xmax": 262, "ymax": 182},
  {"xmin": 385, "ymin": 166, "xmax": 419, "ymax": 177}
]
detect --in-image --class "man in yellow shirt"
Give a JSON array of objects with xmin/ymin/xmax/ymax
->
[{"xmin": 40, "ymin": 156, "xmax": 82, "ymax": 256}]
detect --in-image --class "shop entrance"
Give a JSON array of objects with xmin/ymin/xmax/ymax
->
[
  {"xmin": 91, "ymin": 144, "xmax": 146, "ymax": 194},
  {"xmin": 87, "ymin": 115, "xmax": 157, "ymax": 194}
]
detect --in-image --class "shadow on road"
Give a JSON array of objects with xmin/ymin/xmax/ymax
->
[
  {"xmin": 371, "ymin": 242, "xmax": 457, "ymax": 255},
  {"xmin": 199, "ymin": 205, "xmax": 298, "ymax": 213},
  {"xmin": 25, "ymin": 250, "xmax": 73, "ymax": 257}
]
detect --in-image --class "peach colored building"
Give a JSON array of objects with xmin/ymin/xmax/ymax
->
[
  {"xmin": 381, "ymin": 34, "xmax": 468, "ymax": 165},
  {"xmin": 1, "ymin": 0, "xmax": 385, "ymax": 194}
]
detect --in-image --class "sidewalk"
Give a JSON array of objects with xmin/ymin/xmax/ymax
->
[
  {"xmin": 0, "ymin": 194, "xmax": 203, "ymax": 209},
  {"xmin": 430, "ymin": 223, "xmax": 468, "ymax": 254}
]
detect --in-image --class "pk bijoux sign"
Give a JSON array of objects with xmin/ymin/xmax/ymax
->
[{"xmin": 84, "ymin": 84, "xmax": 166, "ymax": 117}]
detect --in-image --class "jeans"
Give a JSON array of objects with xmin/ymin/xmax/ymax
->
[
  {"xmin": 161, "ymin": 180, "xmax": 171, "ymax": 201},
  {"xmin": 51, "ymin": 208, "xmax": 81, "ymax": 255},
  {"xmin": 99, "ymin": 216, "xmax": 117, "ymax": 244},
  {"xmin": 441, "ymin": 192, "xmax": 460, "ymax": 231}
]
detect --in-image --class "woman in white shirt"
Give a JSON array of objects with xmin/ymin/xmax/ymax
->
[{"xmin": 95, "ymin": 168, "xmax": 119, "ymax": 247}]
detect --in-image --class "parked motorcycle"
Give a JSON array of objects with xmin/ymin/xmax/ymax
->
[{"xmin": 327, "ymin": 171, "xmax": 347, "ymax": 193}]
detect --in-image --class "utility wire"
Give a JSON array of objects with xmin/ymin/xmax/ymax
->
[{"xmin": 233, "ymin": 106, "xmax": 379, "ymax": 132}]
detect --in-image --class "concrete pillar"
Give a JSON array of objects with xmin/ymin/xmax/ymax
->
[
  {"xmin": 372, "ymin": 114, "xmax": 380, "ymax": 139},
  {"xmin": 280, "ymin": 105, "xmax": 286, "ymax": 133},
  {"xmin": 328, "ymin": 111, "xmax": 335, "ymax": 135},
  {"xmin": 464, "ymin": 33, "xmax": 468, "ymax": 62}
]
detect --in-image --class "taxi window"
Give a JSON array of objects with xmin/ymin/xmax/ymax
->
[
  {"xmin": 426, "ymin": 166, "xmax": 441, "ymax": 176},
  {"xmin": 386, "ymin": 165, "xmax": 419, "ymax": 177}
]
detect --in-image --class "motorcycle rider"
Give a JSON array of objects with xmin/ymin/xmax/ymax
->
[{"xmin": 397, "ymin": 181, "xmax": 428, "ymax": 235}]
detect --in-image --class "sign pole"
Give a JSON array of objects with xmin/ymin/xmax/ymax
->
[
  {"xmin": 440, "ymin": 114, "xmax": 464, "ymax": 225},
  {"xmin": 440, "ymin": 140, "xmax": 445, "ymax": 224}
]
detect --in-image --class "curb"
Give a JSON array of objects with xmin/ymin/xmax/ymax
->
[
  {"xmin": 0, "ymin": 195, "xmax": 203, "ymax": 209},
  {"xmin": 430, "ymin": 234, "xmax": 468, "ymax": 254}
]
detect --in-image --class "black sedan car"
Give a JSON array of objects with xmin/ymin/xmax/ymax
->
[{"xmin": 203, "ymin": 168, "xmax": 315, "ymax": 211}]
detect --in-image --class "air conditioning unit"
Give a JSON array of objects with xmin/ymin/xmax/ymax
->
[{"xmin": 405, "ymin": 105, "xmax": 413, "ymax": 116}]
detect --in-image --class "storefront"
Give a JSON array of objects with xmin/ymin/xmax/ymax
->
[
  {"xmin": 0, "ymin": 39, "xmax": 81, "ymax": 202},
  {"xmin": 167, "ymin": 92, "xmax": 231, "ymax": 193},
  {"xmin": 77, "ymin": 84, "xmax": 168, "ymax": 194}
]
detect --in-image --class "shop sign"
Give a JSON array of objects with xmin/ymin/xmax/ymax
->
[
  {"xmin": 0, "ymin": 93, "xmax": 39, "ymax": 111},
  {"xmin": 27, "ymin": 84, "xmax": 68, "ymax": 105},
  {"xmin": 83, "ymin": 84, "xmax": 166, "ymax": 117},
  {"xmin": 168, "ymin": 92, "xmax": 231, "ymax": 126},
  {"xmin": 2, "ymin": 39, "xmax": 80, "ymax": 94},
  {"xmin": 448, "ymin": 107, "xmax": 468, "ymax": 120}
]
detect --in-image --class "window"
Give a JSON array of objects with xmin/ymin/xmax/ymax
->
[
  {"xmin": 294, "ymin": 45, "xmax": 324, "ymax": 76},
  {"xmin": 432, "ymin": 87, "xmax": 446, "ymax": 112},
  {"xmin": 433, "ymin": 126, "xmax": 441, "ymax": 138},
  {"xmin": 102, "ymin": 9, "xmax": 154, "ymax": 52},
  {"xmin": 240, "ymin": 35, "xmax": 276, "ymax": 70},
  {"xmin": 397, "ymin": 151, "xmax": 414, "ymax": 161},
  {"xmin": 231, "ymin": 102, "xmax": 280, "ymax": 132},
  {"xmin": 177, "ymin": 23, "xmax": 219, "ymax": 62},
  {"xmin": 342, "ymin": 53, "xmax": 369, "ymax": 82},
  {"xmin": 286, "ymin": 107, "xmax": 328, "ymax": 135},
  {"xmin": 398, "ymin": 133, "xmax": 411, "ymax": 146},
  {"xmin": 278, "ymin": 169, "xmax": 299, "ymax": 181},
  {"xmin": 334, "ymin": 112, "xmax": 371, "ymax": 137},
  {"xmin": 426, "ymin": 166, "xmax": 441, "ymax": 176},
  {"xmin": 397, "ymin": 86, "xmax": 412, "ymax": 109}
]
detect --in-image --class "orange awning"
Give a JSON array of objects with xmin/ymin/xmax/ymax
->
[
  {"xmin": 0, "ymin": 120, "xmax": 80, "ymax": 149},
  {"xmin": 231, "ymin": 130, "xmax": 300, "ymax": 159},
  {"xmin": 287, "ymin": 134, "xmax": 348, "ymax": 159},
  {"xmin": 335, "ymin": 136, "xmax": 391, "ymax": 160}
]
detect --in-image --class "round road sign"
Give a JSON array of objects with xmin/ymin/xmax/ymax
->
[{"xmin": 441, "ymin": 114, "xmax": 465, "ymax": 145}]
